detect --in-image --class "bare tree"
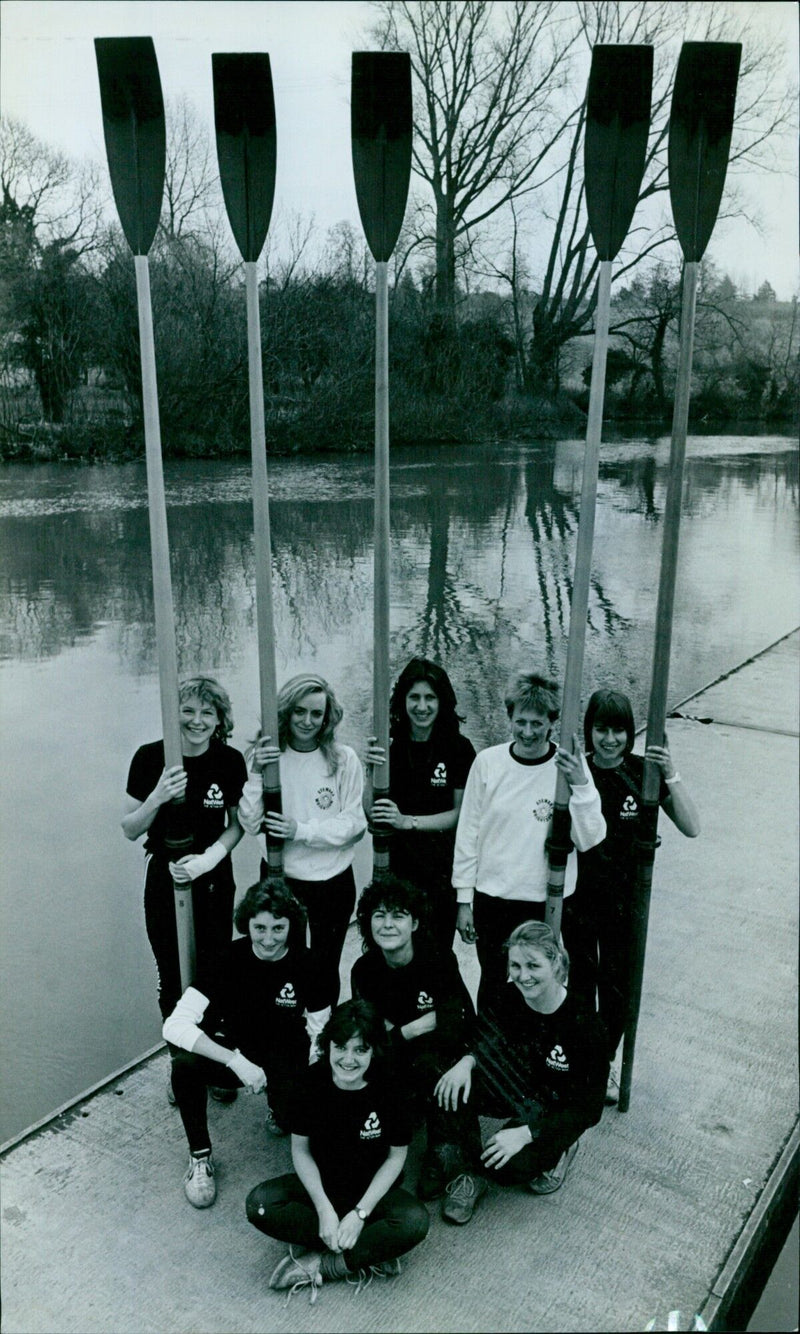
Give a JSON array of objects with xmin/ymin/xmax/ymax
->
[
  {"xmin": 372, "ymin": 0, "xmax": 579, "ymax": 324},
  {"xmin": 160, "ymin": 97, "xmax": 219, "ymax": 242}
]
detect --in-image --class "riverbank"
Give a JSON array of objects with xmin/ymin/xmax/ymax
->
[{"xmin": 2, "ymin": 632, "xmax": 797, "ymax": 1333}]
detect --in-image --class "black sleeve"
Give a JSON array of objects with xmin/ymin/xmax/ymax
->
[
  {"xmin": 222, "ymin": 746, "xmax": 248, "ymax": 805},
  {"xmin": 300, "ymin": 950, "xmax": 332, "ymax": 1015},
  {"xmin": 452, "ymin": 734, "xmax": 477, "ymax": 789},
  {"xmin": 288, "ymin": 1066, "xmax": 322, "ymax": 1137},
  {"xmin": 350, "ymin": 954, "xmax": 373, "ymax": 1004},
  {"xmin": 379, "ymin": 1074, "xmax": 414, "ymax": 1146},
  {"xmin": 126, "ymin": 742, "xmax": 162, "ymax": 801},
  {"xmin": 433, "ymin": 949, "xmax": 475, "ymax": 1055}
]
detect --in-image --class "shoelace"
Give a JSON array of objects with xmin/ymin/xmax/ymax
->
[
  {"xmin": 445, "ymin": 1173, "xmax": 477, "ymax": 1203},
  {"xmin": 346, "ymin": 1258, "xmax": 402, "ymax": 1296},
  {"xmin": 281, "ymin": 1248, "xmax": 322, "ymax": 1308}
]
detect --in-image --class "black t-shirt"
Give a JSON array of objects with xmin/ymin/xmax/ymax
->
[
  {"xmin": 577, "ymin": 753, "xmax": 669, "ymax": 892},
  {"xmin": 473, "ymin": 985, "xmax": 607, "ymax": 1142},
  {"xmin": 126, "ymin": 740, "xmax": 246, "ymax": 856},
  {"xmin": 351, "ymin": 942, "xmax": 473, "ymax": 1061},
  {"xmin": 290, "ymin": 1061, "xmax": 414, "ymax": 1212},
  {"xmin": 195, "ymin": 938, "xmax": 326, "ymax": 1072},
  {"xmin": 387, "ymin": 731, "xmax": 476, "ymax": 887}
]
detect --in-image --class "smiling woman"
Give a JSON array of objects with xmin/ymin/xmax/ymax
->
[{"xmin": 121, "ymin": 675, "xmax": 247, "ymax": 1022}]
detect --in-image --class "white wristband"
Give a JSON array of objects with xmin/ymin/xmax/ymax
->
[{"xmin": 664, "ymin": 773, "xmax": 681, "ymax": 786}]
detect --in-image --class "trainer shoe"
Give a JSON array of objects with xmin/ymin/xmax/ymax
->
[
  {"xmin": 209, "ymin": 1085, "xmax": 237, "ymax": 1104},
  {"xmin": 264, "ymin": 1104, "xmax": 288, "ymax": 1137},
  {"xmin": 183, "ymin": 1152, "xmax": 216, "ymax": 1208},
  {"xmin": 441, "ymin": 1171, "xmax": 488, "ymax": 1225},
  {"xmin": 604, "ymin": 1068, "xmax": 620, "ymax": 1106},
  {"xmin": 528, "ymin": 1140, "xmax": 580, "ymax": 1195},
  {"xmin": 269, "ymin": 1248, "xmax": 323, "ymax": 1305}
]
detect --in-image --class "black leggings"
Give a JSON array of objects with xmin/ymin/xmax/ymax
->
[
  {"xmin": 144, "ymin": 856, "xmax": 235, "ymax": 1019},
  {"xmin": 170, "ymin": 1048, "xmax": 298, "ymax": 1155},
  {"xmin": 473, "ymin": 894, "xmax": 546, "ymax": 1009},
  {"xmin": 562, "ymin": 891, "xmax": 633, "ymax": 1061},
  {"xmin": 282, "ymin": 865, "xmax": 356, "ymax": 1010},
  {"xmin": 435, "ymin": 1071, "xmax": 577, "ymax": 1186},
  {"xmin": 246, "ymin": 1174, "xmax": 429, "ymax": 1269}
]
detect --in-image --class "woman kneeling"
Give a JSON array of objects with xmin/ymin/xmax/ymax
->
[
  {"xmin": 434, "ymin": 922, "xmax": 608, "ymax": 1225},
  {"xmin": 247, "ymin": 999, "xmax": 429, "ymax": 1301}
]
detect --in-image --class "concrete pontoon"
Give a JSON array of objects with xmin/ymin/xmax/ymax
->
[{"xmin": 2, "ymin": 632, "xmax": 797, "ymax": 1333}]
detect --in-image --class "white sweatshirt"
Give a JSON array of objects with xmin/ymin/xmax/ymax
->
[
  {"xmin": 452, "ymin": 743, "xmax": 606, "ymax": 904},
  {"xmin": 238, "ymin": 744, "xmax": 366, "ymax": 882}
]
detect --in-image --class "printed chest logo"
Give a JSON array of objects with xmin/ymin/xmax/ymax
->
[
  {"xmin": 275, "ymin": 982, "xmax": 297, "ymax": 1008},
  {"xmin": 416, "ymin": 990, "xmax": 434, "ymax": 1012},
  {"xmin": 204, "ymin": 783, "xmax": 225, "ymax": 809},
  {"xmin": 546, "ymin": 1044, "xmax": 569, "ymax": 1072},
  {"xmin": 431, "ymin": 762, "xmax": 447, "ymax": 787},
  {"xmin": 315, "ymin": 786, "xmax": 334, "ymax": 810},
  {"xmin": 360, "ymin": 1111, "xmax": 382, "ymax": 1140},
  {"xmin": 533, "ymin": 798, "xmax": 553, "ymax": 823},
  {"xmin": 620, "ymin": 794, "xmax": 639, "ymax": 819}
]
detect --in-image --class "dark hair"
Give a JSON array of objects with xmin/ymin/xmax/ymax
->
[
  {"xmin": 505, "ymin": 920, "xmax": 570, "ymax": 985},
  {"xmin": 389, "ymin": 658, "xmax": 463, "ymax": 742},
  {"xmin": 504, "ymin": 672, "xmax": 560, "ymax": 722},
  {"xmin": 583, "ymin": 689, "xmax": 635, "ymax": 756},
  {"xmin": 179, "ymin": 676, "xmax": 233, "ymax": 743},
  {"xmin": 317, "ymin": 999, "xmax": 387, "ymax": 1067},
  {"xmin": 356, "ymin": 875, "xmax": 426, "ymax": 951},
  {"xmin": 234, "ymin": 878, "xmax": 307, "ymax": 943}
]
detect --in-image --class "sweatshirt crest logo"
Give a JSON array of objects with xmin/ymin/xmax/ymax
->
[
  {"xmin": 416, "ymin": 991, "xmax": 434, "ymax": 1011},
  {"xmin": 431, "ymin": 762, "xmax": 447, "ymax": 787},
  {"xmin": 621, "ymin": 794, "xmax": 639, "ymax": 819},
  {"xmin": 204, "ymin": 783, "xmax": 224, "ymax": 809},
  {"xmin": 546, "ymin": 1043, "xmax": 569, "ymax": 1072},
  {"xmin": 276, "ymin": 982, "xmax": 297, "ymax": 1008},
  {"xmin": 315, "ymin": 786, "xmax": 334, "ymax": 810},
  {"xmin": 533, "ymin": 797, "xmax": 553, "ymax": 823},
  {"xmin": 360, "ymin": 1111, "xmax": 382, "ymax": 1140}
]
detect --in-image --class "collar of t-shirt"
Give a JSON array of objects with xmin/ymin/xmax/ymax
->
[{"xmin": 509, "ymin": 741, "xmax": 556, "ymax": 767}]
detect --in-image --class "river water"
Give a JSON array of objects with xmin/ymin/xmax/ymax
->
[{"xmin": 0, "ymin": 434, "xmax": 797, "ymax": 1143}]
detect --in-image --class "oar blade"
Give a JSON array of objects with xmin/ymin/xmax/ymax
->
[
  {"xmin": 584, "ymin": 45, "xmax": 653, "ymax": 262},
  {"xmin": 94, "ymin": 37, "xmax": 165, "ymax": 256},
  {"xmin": 212, "ymin": 53, "xmax": 277, "ymax": 262},
  {"xmin": 668, "ymin": 42, "xmax": 741, "ymax": 262},
  {"xmin": 351, "ymin": 52, "xmax": 412, "ymax": 262}
]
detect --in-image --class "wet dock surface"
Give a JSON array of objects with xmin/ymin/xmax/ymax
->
[{"xmin": 2, "ymin": 632, "xmax": 797, "ymax": 1333}]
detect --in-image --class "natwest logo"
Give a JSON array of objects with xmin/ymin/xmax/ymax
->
[
  {"xmin": 545, "ymin": 1043, "xmax": 569, "ymax": 1071},
  {"xmin": 275, "ymin": 982, "xmax": 297, "ymax": 1008},
  {"xmin": 360, "ymin": 1111, "xmax": 382, "ymax": 1140}
]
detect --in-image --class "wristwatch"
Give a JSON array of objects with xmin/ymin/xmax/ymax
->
[{"xmin": 355, "ymin": 1205, "xmax": 369, "ymax": 1221}]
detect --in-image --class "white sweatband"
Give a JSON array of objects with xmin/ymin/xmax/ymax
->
[
  {"xmin": 664, "ymin": 773, "xmax": 681, "ymax": 786},
  {"xmin": 162, "ymin": 986, "xmax": 210, "ymax": 1051},
  {"xmin": 306, "ymin": 1007, "xmax": 331, "ymax": 1062},
  {"xmin": 185, "ymin": 841, "xmax": 227, "ymax": 879}
]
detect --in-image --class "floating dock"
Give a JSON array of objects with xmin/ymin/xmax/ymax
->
[{"xmin": 2, "ymin": 632, "xmax": 797, "ymax": 1333}]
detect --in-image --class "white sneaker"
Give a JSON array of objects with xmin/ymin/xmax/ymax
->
[{"xmin": 183, "ymin": 1153, "xmax": 216, "ymax": 1208}]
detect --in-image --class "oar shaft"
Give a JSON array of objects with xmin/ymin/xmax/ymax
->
[
  {"xmin": 373, "ymin": 261, "xmax": 391, "ymax": 874},
  {"xmin": 546, "ymin": 260, "xmax": 613, "ymax": 938},
  {"xmin": 245, "ymin": 261, "xmax": 283, "ymax": 874},
  {"xmin": 619, "ymin": 259, "xmax": 699, "ymax": 1112},
  {"xmin": 133, "ymin": 254, "xmax": 196, "ymax": 989}
]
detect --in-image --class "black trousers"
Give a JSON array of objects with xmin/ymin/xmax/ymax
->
[
  {"xmin": 562, "ymin": 890, "xmax": 633, "ymax": 1061},
  {"xmin": 472, "ymin": 894, "xmax": 546, "ymax": 1009},
  {"xmin": 170, "ymin": 1048, "xmax": 298, "ymax": 1155},
  {"xmin": 283, "ymin": 865, "xmax": 356, "ymax": 1010},
  {"xmin": 144, "ymin": 856, "xmax": 234, "ymax": 1019},
  {"xmin": 246, "ymin": 1173, "xmax": 429, "ymax": 1269}
]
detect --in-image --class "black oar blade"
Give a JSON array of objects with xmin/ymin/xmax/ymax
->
[
  {"xmin": 584, "ymin": 45, "xmax": 653, "ymax": 262},
  {"xmin": 351, "ymin": 52, "xmax": 412, "ymax": 263},
  {"xmin": 668, "ymin": 42, "xmax": 741, "ymax": 262},
  {"xmin": 212, "ymin": 53, "xmax": 277, "ymax": 263},
  {"xmin": 95, "ymin": 37, "xmax": 165, "ymax": 256}
]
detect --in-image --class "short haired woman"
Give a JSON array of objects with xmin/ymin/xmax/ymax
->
[
  {"xmin": 433, "ymin": 922, "xmax": 608, "ymax": 1225},
  {"xmin": 162, "ymin": 878, "xmax": 329, "ymax": 1209},
  {"xmin": 365, "ymin": 658, "xmax": 476, "ymax": 953},
  {"xmin": 246, "ymin": 999, "xmax": 429, "ymax": 1301},
  {"xmin": 238, "ymin": 674, "xmax": 367, "ymax": 1009},
  {"xmin": 122, "ymin": 676, "xmax": 246, "ymax": 1020},
  {"xmin": 562, "ymin": 689, "xmax": 699, "ymax": 1101}
]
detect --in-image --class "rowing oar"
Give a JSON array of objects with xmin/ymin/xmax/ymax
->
[
  {"xmin": 350, "ymin": 52, "xmax": 412, "ymax": 878},
  {"xmin": 212, "ymin": 54, "xmax": 283, "ymax": 874},
  {"xmin": 619, "ymin": 41, "xmax": 741, "ymax": 1113},
  {"xmin": 545, "ymin": 45, "xmax": 653, "ymax": 939},
  {"xmin": 95, "ymin": 38, "xmax": 196, "ymax": 989}
]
